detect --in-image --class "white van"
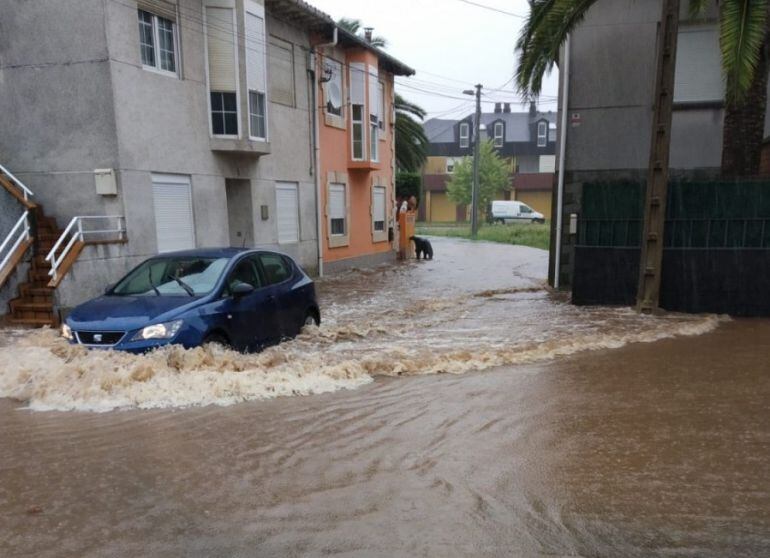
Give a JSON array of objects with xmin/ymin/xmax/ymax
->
[{"xmin": 491, "ymin": 200, "xmax": 545, "ymax": 224}]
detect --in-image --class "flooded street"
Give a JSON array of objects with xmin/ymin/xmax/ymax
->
[{"xmin": 1, "ymin": 238, "xmax": 768, "ymax": 556}]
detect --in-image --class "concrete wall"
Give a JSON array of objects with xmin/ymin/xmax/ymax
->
[
  {"xmin": 1, "ymin": 0, "xmax": 320, "ymax": 311},
  {"xmin": 552, "ymin": 0, "xmax": 738, "ymax": 288}
]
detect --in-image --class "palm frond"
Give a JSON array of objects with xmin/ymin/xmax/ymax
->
[
  {"xmin": 688, "ymin": 0, "xmax": 711, "ymax": 19},
  {"xmin": 336, "ymin": 17, "xmax": 361, "ymax": 34},
  {"xmin": 395, "ymin": 94, "xmax": 427, "ymax": 120},
  {"xmin": 515, "ymin": 0, "xmax": 598, "ymax": 97},
  {"xmin": 720, "ymin": 0, "xmax": 769, "ymax": 103}
]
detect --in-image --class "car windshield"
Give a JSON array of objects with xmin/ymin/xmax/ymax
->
[{"xmin": 111, "ymin": 257, "xmax": 229, "ymax": 297}]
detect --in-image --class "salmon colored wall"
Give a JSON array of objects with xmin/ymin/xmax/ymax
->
[{"xmin": 318, "ymin": 47, "xmax": 395, "ymax": 264}]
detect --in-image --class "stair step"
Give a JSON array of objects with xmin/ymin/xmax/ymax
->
[
  {"xmin": 19, "ymin": 284, "xmax": 54, "ymax": 297},
  {"xmin": 8, "ymin": 316, "xmax": 57, "ymax": 327},
  {"xmin": 10, "ymin": 300, "xmax": 53, "ymax": 312}
]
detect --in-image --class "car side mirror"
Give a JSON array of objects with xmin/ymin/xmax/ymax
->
[
  {"xmin": 104, "ymin": 284, "xmax": 113, "ymax": 295},
  {"xmin": 231, "ymin": 282, "xmax": 255, "ymax": 297}
]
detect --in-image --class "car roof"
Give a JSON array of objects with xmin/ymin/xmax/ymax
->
[{"xmin": 149, "ymin": 247, "xmax": 288, "ymax": 259}]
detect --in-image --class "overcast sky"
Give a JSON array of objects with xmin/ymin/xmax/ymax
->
[{"xmin": 310, "ymin": 0, "xmax": 560, "ymax": 121}]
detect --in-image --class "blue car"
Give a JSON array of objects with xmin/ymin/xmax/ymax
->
[{"xmin": 61, "ymin": 248, "xmax": 320, "ymax": 352}]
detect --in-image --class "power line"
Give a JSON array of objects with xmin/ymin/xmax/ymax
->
[{"xmin": 454, "ymin": 0, "xmax": 525, "ymax": 18}]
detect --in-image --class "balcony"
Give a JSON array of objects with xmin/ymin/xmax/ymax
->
[{"xmin": 210, "ymin": 137, "xmax": 271, "ymax": 156}]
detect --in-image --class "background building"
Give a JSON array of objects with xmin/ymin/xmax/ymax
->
[
  {"xmin": 316, "ymin": 28, "xmax": 413, "ymax": 273},
  {"xmin": 422, "ymin": 102, "xmax": 556, "ymax": 222}
]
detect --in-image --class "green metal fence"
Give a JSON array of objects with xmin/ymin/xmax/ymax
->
[{"xmin": 579, "ymin": 179, "xmax": 770, "ymax": 249}]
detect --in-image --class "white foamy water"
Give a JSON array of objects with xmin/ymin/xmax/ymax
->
[{"xmin": 0, "ymin": 240, "xmax": 726, "ymax": 412}]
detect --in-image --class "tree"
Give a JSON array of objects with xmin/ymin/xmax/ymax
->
[
  {"xmin": 395, "ymin": 94, "xmax": 428, "ymax": 171},
  {"xmin": 515, "ymin": 0, "xmax": 770, "ymax": 177},
  {"xmin": 447, "ymin": 140, "xmax": 512, "ymax": 220},
  {"xmin": 336, "ymin": 17, "xmax": 388, "ymax": 48}
]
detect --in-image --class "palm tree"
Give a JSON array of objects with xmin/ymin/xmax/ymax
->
[
  {"xmin": 336, "ymin": 17, "xmax": 388, "ymax": 48},
  {"xmin": 395, "ymin": 94, "xmax": 428, "ymax": 171},
  {"xmin": 515, "ymin": 0, "xmax": 770, "ymax": 177}
]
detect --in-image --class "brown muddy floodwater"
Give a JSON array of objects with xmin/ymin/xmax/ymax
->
[{"xmin": 0, "ymin": 237, "xmax": 768, "ymax": 557}]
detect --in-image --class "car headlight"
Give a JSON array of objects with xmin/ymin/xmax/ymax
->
[
  {"xmin": 61, "ymin": 323, "xmax": 73, "ymax": 340},
  {"xmin": 131, "ymin": 319, "xmax": 183, "ymax": 341}
]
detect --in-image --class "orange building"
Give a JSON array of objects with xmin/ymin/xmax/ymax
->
[{"xmin": 314, "ymin": 28, "xmax": 414, "ymax": 273}]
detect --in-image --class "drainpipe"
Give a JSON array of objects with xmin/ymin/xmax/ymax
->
[
  {"xmin": 554, "ymin": 34, "xmax": 570, "ymax": 290},
  {"xmin": 310, "ymin": 27, "xmax": 338, "ymax": 278}
]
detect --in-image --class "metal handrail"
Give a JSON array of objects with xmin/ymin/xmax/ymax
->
[
  {"xmin": 46, "ymin": 216, "xmax": 126, "ymax": 281},
  {"xmin": 0, "ymin": 163, "xmax": 34, "ymax": 201},
  {"xmin": 0, "ymin": 211, "xmax": 31, "ymax": 277}
]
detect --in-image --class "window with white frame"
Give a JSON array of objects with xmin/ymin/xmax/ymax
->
[
  {"xmin": 276, "ymin": 182, "xmax": 299, "ymax": 244},
  {"xmin": 206, "ymin": 6, "xmax": 238, "ymax": 136},
  {"xmin": 674, "ymin": 25, "xmax": 723, "ymax": 103},
  {"xmin": 138, "ymin": 9, "xmax": 177, "ymax": 75},
  {"xmin": 329, "ymin": 183, "xmax": 346, "ymax": 236},
  {"xmin": 537, "ymin": 121, "xmax": 547, "ymax": 147},
  {"xmin": 245, "ymin": 4, "xmax": 268, "ymax": 140},
  {"xmin": 373, "ymin": 186, "xmax": 386, "ymax": 233},
  {"xmin": 446, "ymin": 157, "xmax": 457, "ymax": 173},
  {"xmin": 378, "ymin": 80, "xmax": 385, "ymax": 131},
  {"xmin": 459, "ymin": 122, "xmax": 470, "ymax": 148},
  {"xmin": 369, "ymin": 66, "xmax": 379, "ymax": 162},
  {"xmin": 494, "ymin": 122, "xmax": 504, "ymax": 147},
  {"xmin": 323, "ymin": 58, "xmax": 343, "ymax": 117},
  {"xmin": 350, "ymin": 62, "xmax": 367, "ymax": 160}
]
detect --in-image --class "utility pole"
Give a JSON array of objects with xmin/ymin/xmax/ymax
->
[
  {"xmin": 636, "ymin": 0, "xmax": 680, "ymax": 313},
  {"xmin": 471, "ymin": 84, "xmax": 483, "ymax": 238}
]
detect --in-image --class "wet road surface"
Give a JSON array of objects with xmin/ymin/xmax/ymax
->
[{"xmin": 1, "ymin": 237, "xmax": 768, "ymax": 556}]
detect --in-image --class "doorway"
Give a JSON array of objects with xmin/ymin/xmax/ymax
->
[{"xmin": 225, "ymin": 179, "xmax": 254, "ymax": 248}]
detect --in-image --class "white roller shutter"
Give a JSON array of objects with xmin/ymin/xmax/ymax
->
[
  {"xmin": 674, "ymin": 26, "xmax": 723, "ymax": 103},
  {"xmin": 206, "ymin": 7, "xmax": 236, "ymax": 91},
  {"xmin": 245, "ymin": 11, "xmax": 266, "ymax": 92},
  {"xmin": 373, "ymin": 186, "xmax": 386, "ymax": 222},
  {"xmin": 276, "ymin": 182, "xmax": 299, "ymax": 244},
  {"xmin": 152, "ymin": 174, "xmax": 195, "ymax": 253},
  {"xmin": 329, "ymin": 184, "xmax": 345, "ymax": 220},
  {"xmin": 350, "ymin": 62, "xmax": 366, "ymax": 105},
  {"xmin": 368, "ymin": 66, "xmax": 379, "ymax": 119}
]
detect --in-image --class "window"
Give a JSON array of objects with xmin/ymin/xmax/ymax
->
[
  {"xmin": 275, "ymin": 182, "xmax": 299, "ymax": 244},
  {"xmin": 520, "ymin": 205, "xmax": 533, "ymax": 214},
  {"xmin": 537, "ymin": 121, "xmax": 547, "ymax": 147},
  {"xmin": 494, "ymin": 122, "xmax": 504, "ymax": 147},
  {"xmin": 246, "ymin": 5, "xmax": 268, "ymax": 140},
  {"xmin": 323, "ymin": 58, "xmax": 343, "ymax": 117},
  {"xmin": 211, "ymin": 92, "xmax": 238, "ymax": 135},
  {"xmin": 258, "ymin": 253, "xmax": 292, "ymax": 285},
  {"xmin": 373, "ymin": 186, "xmax": 386, "ymax": 233},
  {"xmin": 368, "ymin": 67, "xmax": 379, "ymax": 161},
  {"xmin": 152, "ymin": 174, "xmax": 195, "ymax": 253},
  {"xmin": 459, "ymin": 122, "xmax": 470, "ymax": 148},
  {"xmin": 206, "ymin": 6, "xmax": 238, "ymax": 136},
  {"xmin": 329, "ymin": 183, "xmax": 346, "ymax": 236},
  {"xmin": 370, "ymin": 119, "xmax": 379, "ymax": 162},
  {"xmin": 248, "ymin": 91, "xmax": 266, "ymax": 139},
  {"xmin": 270, "ymin": 37, "xmax": 295, "ymax": 107},
  {"xmin": 378, "ymin": 81, "xmax": 385, "ymax": 131},
  {"xmin": 227, "ymin": 259, "xmax": 261, "ymax": 293},
  {"xmin": 675, "ymin": 25, "xmax": 723, "ymax": 103},
  {"xmin": 446, "ymin": 158, "xmax": 457, "ymax": 173},
  {"xmin": 137, "ymin": 9, "xmax": 177, "ymax": 75},
  {"xmin": 350, "ymin": 62, "xmax": 367, "ymax": 160},
  {"xmin": 113, "ymin": 257, "xmax": 229, "ymax": 297}
]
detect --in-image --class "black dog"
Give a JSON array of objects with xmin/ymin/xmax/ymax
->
[{"xmin": 410, "ymin": 236, "xmax": 434, "ymax": 260}]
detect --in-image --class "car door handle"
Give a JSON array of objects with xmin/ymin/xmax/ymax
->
[{"xmin": 267, "ymin": 294, "xmax": 276, "ymax": 302}]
